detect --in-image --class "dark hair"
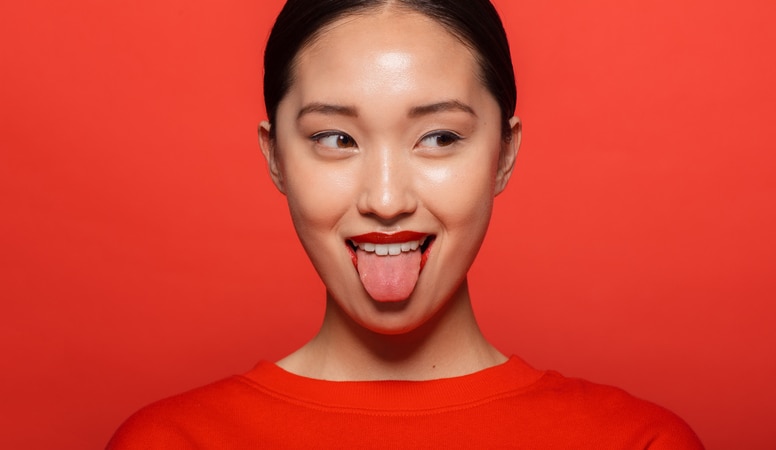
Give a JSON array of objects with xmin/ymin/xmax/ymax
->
[{"xmin": 263, "ymin": 0, "xmax": 516, "ymax": 140}]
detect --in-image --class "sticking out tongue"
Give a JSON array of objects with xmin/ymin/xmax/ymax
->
[{"xmin": 357, "ymin": 248, "xmax": 421, "ymax": 302}]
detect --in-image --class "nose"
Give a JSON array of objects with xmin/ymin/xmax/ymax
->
[{"xmin": 356, "ymin": 145, "xmax": 417, "ymax": 221}]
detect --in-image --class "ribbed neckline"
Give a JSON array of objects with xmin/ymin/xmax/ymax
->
[{"xmin": 240, "ymin": 356, "xmax": 547, "ymax": 413}]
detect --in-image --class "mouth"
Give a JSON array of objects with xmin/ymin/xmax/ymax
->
[
  {"xmin": 346, "ymin": 231, "xmax": 435, "ymax": 269},
  {"xmin": 345, "ymin": 231, "xmax": 436, "ymax": 302}
]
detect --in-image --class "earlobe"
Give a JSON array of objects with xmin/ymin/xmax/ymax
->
[
  {"xmin": 495, "ymin": 116, "xmax": 521, "ymax": 196},
  {"xmin": 258, "ymin": 121, "xmax": 286, "ymax": 195}
]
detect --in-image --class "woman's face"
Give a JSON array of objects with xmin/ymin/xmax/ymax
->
[{"xmin": 260, "ymin": 9, "xmax": 519, "ymax": 334}]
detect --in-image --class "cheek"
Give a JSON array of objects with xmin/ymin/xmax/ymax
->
[
  {"xmin": 283, "ymin": 158, "xmax": 356, "ymax": 233},
  {"xmin": 417, "ymin": 154, "xmax": 498, "ymax": 226}
]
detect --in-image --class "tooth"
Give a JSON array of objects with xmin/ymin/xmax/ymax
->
[{"xmin": 355, "ymin": 238, "xmax": 426, "ymax": 255}]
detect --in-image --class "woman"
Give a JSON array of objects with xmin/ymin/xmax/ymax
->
[{"xmin": 108, "ymin": 0, "xmax": 704, "ymax": 448}]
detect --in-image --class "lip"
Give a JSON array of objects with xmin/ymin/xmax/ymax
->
[
  {"xmin": 346, "ymin": 231, "xmax": 436, "ymax": 272},
  {"xmin": 348, "ymin": 231, "xmax": 428, "ymax": 244}
]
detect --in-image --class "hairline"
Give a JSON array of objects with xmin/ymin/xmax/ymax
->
[
  {"xmin": 280, "ymin": 5, "xmax": 488, "ymax": 109},
  {"xmin": 271, "ymin": 1, "xmax": 510, "ymax": 141}
]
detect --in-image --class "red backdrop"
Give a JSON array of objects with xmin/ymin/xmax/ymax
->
[{"xmin": 1, "ymin": 1, "xmax": 774, "ymax": 448}]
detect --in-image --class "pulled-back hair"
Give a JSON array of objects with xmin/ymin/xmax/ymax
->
[{"xmin": 263, "ymin": 0, "xmax": 516, "ymax": 140}]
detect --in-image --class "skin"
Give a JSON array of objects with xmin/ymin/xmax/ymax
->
[{"xmin": 259, "ymin": 6, "xmax": 521, "ymax": 381}]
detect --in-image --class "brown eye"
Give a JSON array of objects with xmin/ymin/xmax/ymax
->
[
  {"xmin": 419, "ymin": 131, "xmax": 462, "ymax": 148},
  {"xmin": 335, "ymin": 134, "xmax": 356, "ymax": 148},
  {"xmin": 313, "ymin": 132, "xmax": 357, "ymax": 149}
]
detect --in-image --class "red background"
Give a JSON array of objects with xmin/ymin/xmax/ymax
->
[{"xmin": 1, "ymin": 1, "xmax": 775, "ymax": 449}]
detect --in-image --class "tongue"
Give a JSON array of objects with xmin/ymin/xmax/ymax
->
[{"xmin": 357, "ymin": 248, "xmax": 421, "ymax": 302}]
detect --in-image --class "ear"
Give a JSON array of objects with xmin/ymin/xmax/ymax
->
[
  {"xmin": 258, "ymin": 121, "xmax": 286, "ymax": 195},
  {"xmin": 495, "ymin": 116, "xmax": 521, "ymax": 196}
]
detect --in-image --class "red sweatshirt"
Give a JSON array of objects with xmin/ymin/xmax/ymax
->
[{"xmin": 107, "ymin": 356, "xmax": 703, "ymax": 449}]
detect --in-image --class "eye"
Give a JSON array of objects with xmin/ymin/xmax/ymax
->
[
  {"xmin": 418, "ymin": 131, "xmax": 462, "ymax": 149},
  {"xmin": 311, "ymin": 131, "xmax": 357, "ymax": 149}
]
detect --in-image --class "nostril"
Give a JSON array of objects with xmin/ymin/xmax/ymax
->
[{"xmin": 357, "ymin": 192, "xmax": 417, "ymax": 220}]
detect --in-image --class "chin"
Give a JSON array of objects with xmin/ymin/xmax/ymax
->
[
  {"xmin": 345, "ymin": 288, "xmax": 453, "ymax": 337},
  {"xmin": 355, "ymin": 311, "xmax": 432, "ymax": 336}
]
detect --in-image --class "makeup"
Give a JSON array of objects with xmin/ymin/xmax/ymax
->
[{"xmin": 261, "ymin": 8, "xmax": 515, "ymax": 332}]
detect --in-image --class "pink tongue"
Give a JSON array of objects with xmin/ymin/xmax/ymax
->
[{"xmin": 357, "ymin": 248, "xmax": 421, "ymax": 302}]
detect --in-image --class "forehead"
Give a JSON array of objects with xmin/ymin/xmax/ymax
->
[{"xmin": 287, "ymin": 9, "xmax": 484, "ymax": 106}]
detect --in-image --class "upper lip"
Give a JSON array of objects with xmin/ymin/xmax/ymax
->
[{"xmin": 348, "ymin": 231, "xmax": 429, "ymax": 244}]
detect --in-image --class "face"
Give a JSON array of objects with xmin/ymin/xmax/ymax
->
[{"xmin": 260, "ymin": 8, "xmax": 519, "ymax": 334}]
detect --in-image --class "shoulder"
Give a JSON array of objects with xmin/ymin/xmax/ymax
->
[
  {"xmin": 106, "ymin": 375, "xmax": 263, "ymax": 449},
  {"xmin": 522, "ymin": 371, "xmax": 704, "ymax": 449}
]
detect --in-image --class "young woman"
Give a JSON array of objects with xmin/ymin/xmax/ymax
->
[{"xmin": 108, "ymin": 0, "xmax": 704, "ymax": 447}]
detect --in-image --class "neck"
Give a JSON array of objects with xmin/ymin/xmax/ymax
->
[{"xmin": 277, "ymin": 278, "xmax": 506, "ymax": 381}]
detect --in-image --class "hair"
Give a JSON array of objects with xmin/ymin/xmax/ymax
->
[{"xmin": 263, "ymin": 0, "xmax": 516, "ymax": 140}]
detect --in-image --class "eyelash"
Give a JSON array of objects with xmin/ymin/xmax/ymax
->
[
  {"xmin": 310, "ymin": 131, "xmax": 357, "ymax": 150},
  {"xmin": 418, "ymin": 131, "xmax": 463, "ymax": 149},
  {"xmin": 310, "ymin": 130, "xmax": 463, "ymax": 150}
]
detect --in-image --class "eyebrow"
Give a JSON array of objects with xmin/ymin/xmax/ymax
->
[
  {"xmin": 408, "ymin": 100, "xmax": 477, "ymax": 118},
  {"xmin": 297, "ymin": 103, "xmax": 358, "ymax": 120},
  {"xmin": 296, "ymin": 99, "xmax": 476, "ymax": 120}
]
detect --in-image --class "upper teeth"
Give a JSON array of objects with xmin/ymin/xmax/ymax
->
[{"xmin": 352, "ymin": 238, "xmax": 425, "ymax": 256}]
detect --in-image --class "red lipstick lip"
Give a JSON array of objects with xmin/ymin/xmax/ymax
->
[
  {"xmin": 346, "ymin": 232, "xmax": 436, "ymax": 272},
  {"xmin": 348, "ymin": 231, "xmax": 428, "ymax": 244}
]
